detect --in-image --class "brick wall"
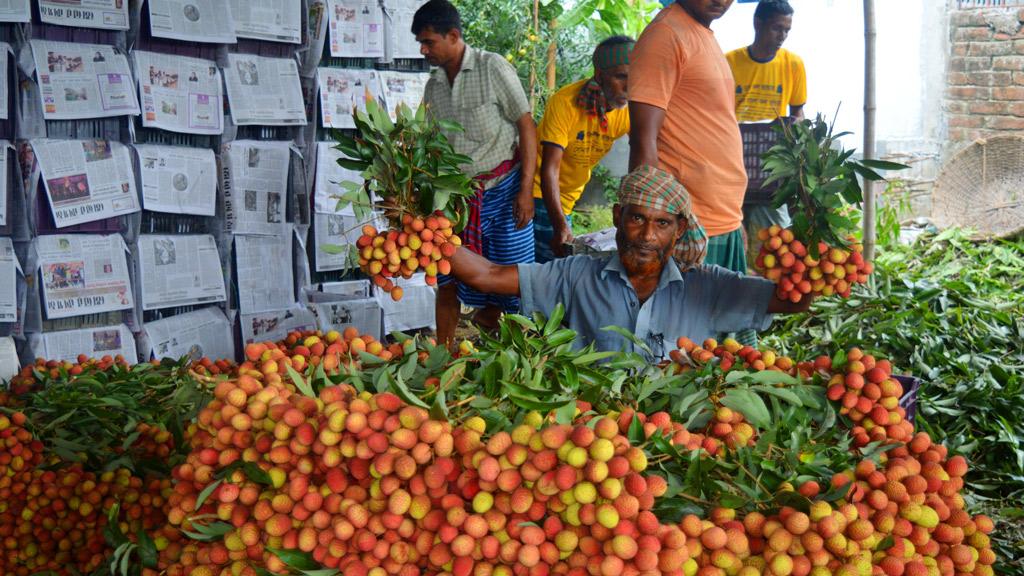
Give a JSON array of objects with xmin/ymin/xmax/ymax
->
[{"xmin": 946, "ymin": 8, "xmax": 1024, "ymax": 142}]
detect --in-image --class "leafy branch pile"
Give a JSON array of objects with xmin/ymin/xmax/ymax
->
[{"xmin": 765, "ymin": 228, "xmax": 1024, "ymax": 573}]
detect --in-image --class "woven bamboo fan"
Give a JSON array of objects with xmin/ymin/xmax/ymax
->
[{"xmin": 932, "ymin": 135, "xmax": 1024, "ymax": 239}]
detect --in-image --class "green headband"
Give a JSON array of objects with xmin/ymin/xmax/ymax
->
[{"xmin": 593, "ymin": 41, "xmax": 634, "ymax": 71}]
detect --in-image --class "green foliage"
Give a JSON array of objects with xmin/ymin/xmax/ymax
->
[
  {"xmin": 451, "ymin": 0, "xmax": 659, "ymax": 114},
  {"xmin": 7, "ymin": 357, "xmax": 211, "ymax": 476},
  {"xmin": 761, "ymin": 115, "xmax": 907, "ymax": 255},
  {"xmin": 331, "ymin": 99, "xmax": 476, "ymax": 231},
  {"xmin": 763, "ymin": 228, "xmax": 1024, "ymax": 574}
]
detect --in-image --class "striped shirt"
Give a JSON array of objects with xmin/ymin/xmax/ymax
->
[{"xmin": 423, "ymin": 45, "xmax": 531, "ymax": 183}]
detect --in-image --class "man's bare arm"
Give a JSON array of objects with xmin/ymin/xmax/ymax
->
[
  {"xmin": 539, "ymin": 143, "xmax": 572, "ymax": 256},
  {"xmin": 628, "ymin": 102, "xmax": 666, "ymax": 171},
  {"xmin": 513, "ymin": 113, "xmax": 539, "ymax": 229},
  {"xmin": 450, "ymin": 247, "xmax": 521, "ymax": 296}
]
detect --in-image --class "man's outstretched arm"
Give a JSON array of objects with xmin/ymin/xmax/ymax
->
[{"xmin": 450, "ymin": 247, "xmax": 521, "ymax": 296}]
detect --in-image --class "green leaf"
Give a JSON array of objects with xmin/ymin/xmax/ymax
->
[
  {"xmin": 286, "ymin": 365, "xmax": 317, "ymax": 398},
  {"xmin": 439, "ymin": 362, "xmax": 466, "ymax": 391},
  {"xmin": 194, "ymin": 479, "xmax": 223, "ymax": 511},
  {"xmin": 181, "ymin": 521, "xmax": 234, "ymax": 542},
  {"xmin": 627, "ymin": 414, "xmax": 646, "ymax": 445},
  {"xmin": 388, "ymin": 372, "xmax": 431, "ymax": 409},
  {"xmin": 268, "ymin": 548, "xmax": 320, "ymax": 571},
  {"xmin": 554, "ymin": 402, "xmax": 577, "ymax": 425},
  {"xmin": 719, "ymin": 389, "xmax": 771, "ymax": 429},
  {"xmin": 136, "ymin": 528, "xmax": 158, "ymax": 568},
  {"xmin": 774, "ymin": 490, "xmax": 812, "ymax": 513},
  {"xmin": 858, "ymin": 159, "xmax": 908, "ymax": 171}
]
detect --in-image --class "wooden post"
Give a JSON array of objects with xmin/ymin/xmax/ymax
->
[
  {"xmin": 529, "ymin": 0, "xmax": 541, "ymax": 108},
  {"xmin": 863, "ymin": 0, "xmax": 877, "ymax": 260}
]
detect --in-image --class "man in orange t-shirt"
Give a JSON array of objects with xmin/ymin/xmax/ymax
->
[{"xmin": 629, "ymin": 0, "xmax": 756, "ymax": 344}]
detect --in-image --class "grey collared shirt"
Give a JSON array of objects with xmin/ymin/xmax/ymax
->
[
  {"xmin": 517, "ymin": 253, "xmax": 775, "ymax": 361},
  {"xmin": 422, "ymin": 45, "xmax": 531, "ymax": 182}
]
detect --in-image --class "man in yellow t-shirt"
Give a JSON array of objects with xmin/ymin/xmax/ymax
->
[
  {"xmin": 725, "ymin": 0, "xmax": 806, "ymax": 250},
  {"xmin": 532, "ymin": 36, "xmax": 632, "ymax": 263}
]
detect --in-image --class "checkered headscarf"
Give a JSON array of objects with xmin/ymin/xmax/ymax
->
[{"xmin": 618, "ymin": 165, "xmax": 708, "ymax": 270}]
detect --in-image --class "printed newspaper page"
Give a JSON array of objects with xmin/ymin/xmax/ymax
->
[
  {"xmin": 143, "ymin": 307, "xmax": 234, "ymax": 361},
  {"xmin": 39, "ymin": 0, "xmax": 129, "ymax": 30},
  {"xmin": 30, "ymin": 40, "xmax": 140, "ymax": 120},
  {"xmin": 36, "ymin": 234, "xmax": 134, "ymax": 320},
  {"xmin": 0, "ymin": 337, "xmax": 18, "ymax": 382},
  {"xmin": 137, "ymin": 234, "xmax": 226, "ymax": 311},
  {"xmin": 0, "ymin": 0, "xmax": 30, "ymax": 22},
  {"xmin": 310, "ymin": 298, "xmax": 381, "ymax": 340},
  {"xmin": 312, "ymin": 142, "xmax": 384, "ymax": 271},
  {"xmin": 328, "ymin": 0, "xmax": 384, "ymax": 58},
  {"xmin": 316, "ymin": 67, "xmax": 380, "ymax": 129},
  {"xmin": 1, "ymin": 43, "xmax": 9, "ymax": 120},
  {"xmin": 148, "ymin": 0, "xmax": 237, "ymax": 43},
  {"xmin": 234, "ymin": 233, "xmax": 295, "ymax": 314},
  {"xmin": 221, "ymin": 141, "xmax": 290, "ymax": 236},
  {"xmin": 0, "ymin": 140, "xmax": 8, "ymax": 226},
  {"xmin": 37, "ymin": 324, "xmax": 136, "ymax": 363},
  {"xmin": 32, "ymin": 138, "xmax": 140, "ymax": 228},
  {"xmin": 136, "ymin": 144, "xmax": 217, "ymax": 216},
  {"xmin": 230, "ymin": 0, "xmax": 301, "ymax": 44},
  {"xmin": 386, "ymin": 0, "xmax": 427, "ymax": 60},
  {"xmin": 300, "ymin": 0, "xmax": 329, "ymax": 77},
  {"xmin": 240, "ymin": 305, "xmax": 315, "ymax": 345},
  {"xmin": 377, "ymin": 70, "xmax": 427, "ymax": 119},
  {"xmin": 0, "ymin": 237, "xmax": 19, "ymax": 323},
  {"xmin": 134, "ymin": 51, "xmax": 224, "ymax": 135},
  {"xmin": 224, "ymin": 54, "xmax": 307, "ymax": 126}
]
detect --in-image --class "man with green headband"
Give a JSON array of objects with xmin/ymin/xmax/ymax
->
[
  {"xmin": 532, "ymin": 36, "xmax": 634, "ymax": 263},
  {"xmin": 449, "ymin": 166, "xmax": 811, "ymax": 360}
]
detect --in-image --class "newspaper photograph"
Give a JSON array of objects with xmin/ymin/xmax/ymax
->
[
  {"xmin": 137, "ymin": 234, "xmax": 226, "ymax": 311},
  {"xmin": 143, "ymin": 307, "xmax": 234, "ymax": 361},
  {"xmin": 234, "ymin": 233, "xmax": 295, "ymax": 314},
  {"xmin": 230, "ymin": 0, "xmax": 301, "ymax": 44},
  {"xmin": 1, "ymin": 43, "xmax": 10, "ymax": 120},
  {"xmin": 0, "ymin": 237, "xmax": 19, "ymax": 323},
  {"xmin": 310, "ymin": 298, "xmax": 381, "ymax": 340},
  {"xmin": 30, "ymin": 40, "xmax": 139, "ymax": 120},
  {"xmin": 221, "ymin": 141, "xmax": 290, "ymax": 236},
  {"xmin": 240, "ymin": 305, "xmax": 315, "ymax": 345},
  {"xmin": 37, "ymin": 324, "xmax": 136, "ymax": 364},
  {"xmin": 32, "ymin": 138, "xmax": 140, "ymax": 228},
  {"xmin": 377, "ymin": 70, "xmax": 428, "ymax": 119},
  {"xmin": 39, "ymin": 0, "xmax": 129, "ymax": 30},
  {"xmin": 0, "ymin": 0, "xmax": 30, "ymax": 22},
  {"xmin": 224, "ymin": 54, "xmax": 307, "ymax": 126},
  {"xmin": 317, "ymin": 68, "xmax": 380, "ymax": 129},
  {"xmin": 0, "ymin": 337, "xmax": 17, "ymax": 382},
  {"xmin": 136, "ymin": 144, "xmax": 216, "ymax": 216},
  {"xmin": 328, "ymin": 0, "xmax": 384, "ymax": 58},
  {"xmin": 314, "ymin": 213, "xmax": 357, "ymax": 271},
  {"xmin": 148, "ymin": 0, "xmax": 237, "ymax": 43},
  {"xmin": 386, "ymin": 0, "xmax": 428, "ymax": 60},
  {"xmin": 134, "ymin": 51, "xmax": 224, "ymax": 135},
  {"xmin": 36, "ymin": 234, "xmax": 134, "ymax": 320}
]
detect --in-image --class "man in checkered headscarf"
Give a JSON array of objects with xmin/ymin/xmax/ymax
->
[{"xmin": 446, "ymin": 166, "xmax": 810, "ymax": 361}]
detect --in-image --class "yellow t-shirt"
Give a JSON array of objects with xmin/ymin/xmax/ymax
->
[
  {"xmin": 725, "ymin": 47, "xmax": 807, "ymax": 122},
  {"xmin": 532, "ymin": 79, "xmax": 630, "ymax": 215}
]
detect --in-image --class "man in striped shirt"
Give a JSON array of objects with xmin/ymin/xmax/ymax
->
[{"xmin": 413, "ymin": 0, "xmax": 538, "ymax": 347}]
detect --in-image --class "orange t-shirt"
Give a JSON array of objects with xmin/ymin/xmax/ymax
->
[{"xmin": 628, "ymin": 3, "xmax": 748, "ymax": 237}]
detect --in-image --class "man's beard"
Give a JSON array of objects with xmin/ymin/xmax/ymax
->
[{"xmin": 617, "ymin": 230, "xmax": 672, "ymax": 278}]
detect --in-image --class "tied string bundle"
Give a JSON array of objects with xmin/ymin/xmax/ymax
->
[
  {"xmin": 575, "ymin": 40, "xmax": 634, "ymax": 131},
  {"xmin": 618, "ymin": 165, "xmax": 708, "ymax": 270}
]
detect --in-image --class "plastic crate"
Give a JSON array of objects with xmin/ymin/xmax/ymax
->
[
  {"xmin": 894, "ymin": 375, "xmax": 922, "ymax": 423},
  {"xmin": 740, "ymin": 119, "xmax": 788, "ymax": 206}
]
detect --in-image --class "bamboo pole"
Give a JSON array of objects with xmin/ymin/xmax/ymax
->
[{"xmin": 863, "ymin": 0, "xmax": 877, "ymax": 261}]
